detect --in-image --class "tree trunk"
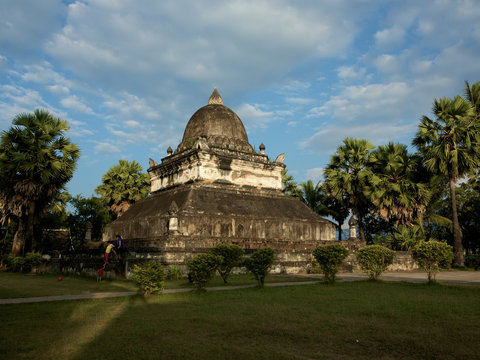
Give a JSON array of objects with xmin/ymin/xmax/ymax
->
[
  {"xmin": 24, "ymin": 203, "xmax": 35, "ymax": 254},
  {"xmin": 358, "ymin": 216, "xmax": 366, "ymax": 243},
  {"xmin": 11, "ymin": 218, "xmax": 25, "ymax": 256},
  {"xmin": 449, "ymin": 177, "xmax": 464, "ymax": 267},
  {"xmin": 337, "ymin": 224, "xmax": 342, "ymax": 241}
]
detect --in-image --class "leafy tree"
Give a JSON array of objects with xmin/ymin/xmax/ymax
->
[
  {"xmin": 413, "ymin": 92, "xmax": 479, "ymax": 266},
  {"xmin": 95, "ymin": 160, "xmax": 150, "ymax": 218},
  {"xmin": 454, "ymin": 181, "xmax": 480, "ymax": 254},
  {"xmin": 187, "ymin": 253, "xmax": 223, "ymax": 291},
  {"xmin": 362, "ymin": 213, "xmax": 393, "ymax": 244},
  {"xmin": 318, "ymin": 182, "xmax": 350, "ymax": 240},
  {"xmin": 312, "ymin": 244, "xmax": 348, "ymax": 284},
  {"xmin": 384, "ymin": 224, "xmax": 426, "ymax": 251},
  {"xmin": 419, "ymin": 174, "xmax": 452, "ymax": 240},
  {"xmin": 67, "ymin": 195, "xmax": 111, "ymax": 248},
  {"xmin": 244, "ymin": 248, "xmax": 275, "ymax": 287},
  {"xmin": 0, "ymin": 219, "xmax": 16, "ymax": 261},
  {"xmin": 298, "ymin": 180, "xmax": 350, "ymax": 240},
  {"xmin": 365, "ymin": 143, "xmax": 430, "ymax": 228},
  {"xmin": 0, "ymin": 110, "xmax": 79, "ymax": 256},
  {"xmin": 412, "ymin": 241, "xmax": 454, "ymax": 283},
  {"xmin": 324, "ymin": 138, "xmax": 375, "ymax": 242},
  {"xmin": 22, "ymin": 251, "xmax": 43, "ymax": 273},
  {"xmin": 281, "ymin": 169, "xmax": 302, "ymax": 198},
  {"xmin": 356, "ymin": 245, "xmax": 396, "ymax": 280},
  {"xmin": 210, "ymin": 243, "xmax": 244, "ymax": 284}
]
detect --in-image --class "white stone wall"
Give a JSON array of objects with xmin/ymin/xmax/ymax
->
[{"xmin": 150, "ymin": 150, "xmax": 283, "ymax": 192}]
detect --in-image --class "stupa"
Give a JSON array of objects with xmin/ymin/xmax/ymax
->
[{"xmin": 103, "ymin": 89, "xmax": 336, "ymax": 273}]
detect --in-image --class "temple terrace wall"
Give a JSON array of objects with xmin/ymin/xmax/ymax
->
[{"xmin": 39, "ymin": 246, "xmax": 419, "ymax": 279}]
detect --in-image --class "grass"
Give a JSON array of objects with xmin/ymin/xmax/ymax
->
[
  {"xmin": 0, "ymin": 278, "xmax": 479, "ymax": 359},
  {"xmin": 0, "ymin": 272, "xmax": 137, "ymax": 298},
  {"xmin": 0, "ymin": 271, "xmax": 312, "ymax": 298}
]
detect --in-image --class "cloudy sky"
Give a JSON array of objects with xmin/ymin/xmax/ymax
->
[{"xmin": 1, "ymin": 0, "xmax": 479, "ymax": 197}]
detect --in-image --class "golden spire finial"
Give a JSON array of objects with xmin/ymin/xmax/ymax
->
[{"xmin": 208, "ymin": 88, "xmax": 223, "ymax": 105}]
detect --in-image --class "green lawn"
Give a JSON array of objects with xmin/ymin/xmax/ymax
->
[
  {"xmin": 0, "ymin": 279, "xmax": 479, "ymax": 360},
  {"xmin": 0, "ymin": 272, "xmax": 137, "ymax": 298},
  {"xmin": 0, "ymin": 272, "xmax": 312, "ymax": 298}
]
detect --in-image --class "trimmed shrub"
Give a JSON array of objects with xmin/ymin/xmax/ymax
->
[
  {"xmin": 2, "ymin": 254, "xmax": 24, "ymax": 272},
  {"xmin": 23, "ymin": 252, "xmax": 43, "ymax": 273},
  {"xmin": 312, "ymin": 244, "xmax": 348, "ymax": 284},
  {"xmin": 307, "ymin": 260, "xmax": 322, "ymax": 274},
  {"xmin": 465, "ymin": 254, "xmax": 480, "ymax": 270},
  {"xmin": 356, "ymin": 245, "xmax": 396, "ymax": 280},
  {"xmin": 412, "ymin": 241, "xmax": 454, "ymax": 283},
  {"xmin": 244, "ymin": 248, "xmax": 275, "ymax": 287},
  {"xmin": 187, "ymin": 254, "xmax": 223, "ymax": 291},
  {"xmin": 131, "ymin": 261, "xmax": 165, "ymax": 296},
  {"xmin": 2, "ymin": 254, "xmax": 16, "ymax": 271},
  {"xmin": 210, "ymin": 243, "xmax": 244, "ymax": 284},
  {"xmin": 166, "ymin": 266, "xmax": 183, "ymax": 280}
]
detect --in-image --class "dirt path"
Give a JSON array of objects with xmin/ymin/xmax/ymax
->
[
  {"xmin": 310, "ymin": 270, "xmax": 480, "ymax": 286},
  {"xmin": 1, "ymin": 271, "xmax": 478, "ymax": 305}
]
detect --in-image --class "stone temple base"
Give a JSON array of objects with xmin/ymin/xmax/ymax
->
[{"xmin": 102, "ymin": 182, "xmax": 338, "ymax": 274}]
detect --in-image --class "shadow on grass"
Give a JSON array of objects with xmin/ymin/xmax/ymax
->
[{"xmin": 1, "ymin": 281, "xmax": 479, "ymax": 360}]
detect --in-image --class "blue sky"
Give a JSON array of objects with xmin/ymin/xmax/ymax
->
[{"xmin": 1, "ymin": 0, "xmax": 479, "ymax": 198}]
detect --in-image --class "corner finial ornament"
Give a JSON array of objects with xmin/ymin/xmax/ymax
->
[
  {"xmin": 208, "ymin": 88, "xmax": 223, "ymax": 105},
  {"xmin": 274, "ymin": 153, "xmax": 285, "ymax": 164}
]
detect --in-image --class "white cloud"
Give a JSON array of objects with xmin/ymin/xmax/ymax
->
[
  {"xmin": 301, "ymin": 79, "xmax": 426, "ymax": 154},
  {"xmin": 235, "ymin": 103, "xmax": 277, "ymax": 129},
  {"xmin": 44, "ymin": 0, "xmax": 359, "ymax": 98},
  {"xmin": 285, "ymin": 97, "xmax": 315, "ymax": 105},
  {"xmin": 99, "ymin": 91, "xmax": 182, "ymax": 151},
  {"xmin": 103, "ymin": 92, "xmax": 160, "ymax": 121},
  {"xmin": 308, "ymin": 82, "xmax": 416, "ymax": 126},
  {"xmin": 47, "ymin": 85, "xmax": 70, "ymax": 95},
  {"xmin": 124, "ymin": 120, "xmax": 141, "ymax": 129},
  {"xmin": 278, "ymin": 80, "xmax": 312, "ymax": 93},
  {"xmin": 0, "ymin": 55, "xmax": 7, "ymax": 71},
  {"xmin": 0, "ymin": 84, "xmax": 66, "ymax": 129},
  {"xmin": 67, "ymin": 118, "xmax": 94, "ymax": 137},
  {"xmin": 21, "ymin": 62, "xmax": 69, "ymax": 85},
  {"xmin": 337, "ymin": 66, "xmax": 368, "ymax": 81},
  {"xmin": 375, "ymin": 26, "xmax": 405, "ymax": 49},
  {"xmin": 61, "ymin": 95, "xmax": 94, "ymax": 114},
  {"xmin": 300, "ymin": 123, "xmax": 414, "ymax": 154},
  {"xmin": 94, "ymin": 141, "xmax": 121, "ymax": 154},
  {"xmin": 0, "ymin": 84, "xmax": 50, "ymax": 111},
  {"xmin": 0, "ymin": 0, "xmax": 65, "ymax": 55},
  {"xmin": 411, "ymin": 59, "xmax": 432, "ymax": 74},
  {"xmin": 306, "ymin": 168, "xmax": 324, "ymax": 182},
  {"xmin": 374, "ymin": 54, "xmax": 403, "ymax": 75}
]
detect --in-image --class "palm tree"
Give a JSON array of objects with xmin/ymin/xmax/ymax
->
[
  {"xmin": 464, "ymin": 81, "xmax": 480, "ymax": 120},
  {"xmin": 324, "ymin": 138, "xmax": 375, "ymax": 242},
  {"xmin": 0, "ymin": 109, "xmax": 80, "ymax": 256},
  {"xmin": 365, "ymin": 142, "xmax": 430, "ymax": 228},
  {"xmin": 281, "ymin": 169, "xmax": 302, "ymax": 198},
  {"xmin": 95, "ymin": 159, "xmax": 150, "ymax": 218},
  {"xmin": 299, "ymin": 179, "xmax": 350, "ymax": 240},
  {"xmin": 319, "ymin": 182, "xmax": 350, "ymax": 240},
  {"xmin": 413, "ymin": 94, "xmax": 479, "ymax": 266},
  {"xmin": 299, "ymin": 180, "xmax": 322, "ymax": 212}
]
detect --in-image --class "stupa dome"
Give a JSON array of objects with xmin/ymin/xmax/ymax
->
[{"xmin": 177, "ymin": 89, "xmax": 253, "ymax": 153}]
